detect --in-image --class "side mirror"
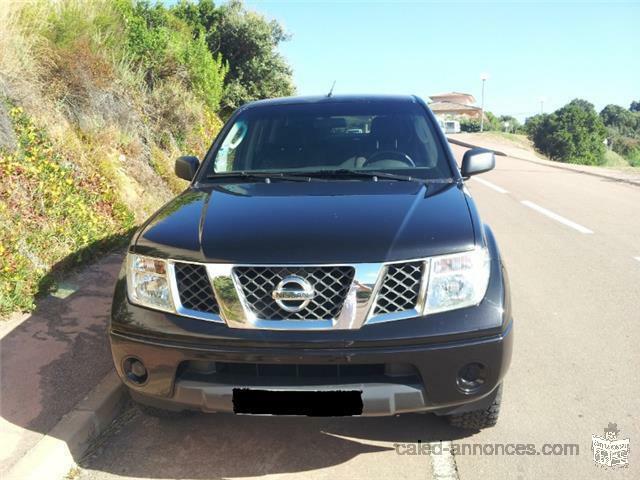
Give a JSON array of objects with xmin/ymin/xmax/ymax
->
[
  {"xmin": 175, "ymin": 156, "xmax": 200, "ymax": 181},
  {"xmin": 461, "ymin": 148, "xmax": 495, "ymax": 178}
]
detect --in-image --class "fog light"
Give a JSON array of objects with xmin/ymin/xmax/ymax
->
[
  {"xmin": 123, "ymin": 357, "xmax": 148, "ymax": 385},
  {"xmin": 457, "ymin": 362, "xmax": 486, "ymax": 393}
]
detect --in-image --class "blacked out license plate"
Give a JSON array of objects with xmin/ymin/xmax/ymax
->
[{"xmin": 232, "ymin": 388, "xmax": 363, "ymax": 416}]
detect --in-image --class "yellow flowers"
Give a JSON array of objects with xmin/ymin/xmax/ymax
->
[{"xmin": 1, "ymin": 106, "xmax": 135, "ymax": 316}]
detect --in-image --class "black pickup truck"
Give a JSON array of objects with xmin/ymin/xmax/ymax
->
[{"xmin": 110, "ymin": 95, "xmax": 512, "ymax": 429}]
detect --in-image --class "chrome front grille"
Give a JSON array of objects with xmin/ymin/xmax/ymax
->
[
  {"xmin": 374, "ymin": 262, "xmax": 424, "ymax": 314},
  {"xmin": 170, "ymin": 259, "xmax": 430, "ymax": 329},
  {"xmin": 233, "ymin": 266, "xmax": 355, "ymax": 320},
  {"xmin": 174, "ymin": 263, "xmax": 219, "ymax": 314}
]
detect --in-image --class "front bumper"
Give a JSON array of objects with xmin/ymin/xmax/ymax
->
[{"xmin": 111, "ymin": 318, "xmax": 512, "ymax": 416}]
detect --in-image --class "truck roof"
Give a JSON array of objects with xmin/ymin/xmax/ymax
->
[{"xmin": 241, "ymin": 94, "xmax": 420, "ymax": 110}]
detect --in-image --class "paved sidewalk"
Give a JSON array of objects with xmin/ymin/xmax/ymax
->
[
  {"xmin": 448, "ymin": 133, "xmax": 640, "ymax": 186},
  {"xmin": 0, "ymin": 252, "xmax": 124, "ymax": 476}
]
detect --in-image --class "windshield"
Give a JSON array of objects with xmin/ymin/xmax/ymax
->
[{"xmin": 206, "ymin": 101, "xmax": 452, "ymax": 180}]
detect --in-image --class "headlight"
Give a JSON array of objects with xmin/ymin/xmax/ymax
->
[
  {"xmin": 424, "ymin": 247, "xmax": 490, "ymax": 314},
  {"xmin": 127, "ymin": 254, "xmax": 174, "ymax": 312}
]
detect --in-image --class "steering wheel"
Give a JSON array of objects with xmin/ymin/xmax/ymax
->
[{"xmin": 362, "ymin": 150, "xmax": 415, "ymax": 168}]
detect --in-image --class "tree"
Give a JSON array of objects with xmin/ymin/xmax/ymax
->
[
  {"xmin": 600, "ymin": 104, "xmax": 638, "ymax": 135},
  {"xmin": 524, "ymin": 114, "xmax": 543, "ymax": 134},
  {"xmin": 481, "ymin": 111, "xmax": 501, "ymax": 131},
  {"xmin": 525, "ymin": 113, "xmax": 552, "ymax": 153},
  {"xmin": 498, "ymin": 115, "xmax": 521, "ymax": 132},
  {"xmin": 526, "ymin": 99, "xmax": 607, "ymax": 165},
  {"xmin": 172, "ymin": 0, "xmax": 295, "ymax": 115},
  {"xmin": 567, "ymin": 98, "xmax": 595, "ymax": 112},
  {"xmin": 630, "ymin": 100, "xmax": 640, "ymax": 113},
  {"xmin": 600, "ymin": 104, "xmax": 640, "ymax": 165}
]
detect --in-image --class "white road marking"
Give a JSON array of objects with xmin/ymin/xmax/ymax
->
[
  {"xmin": 471, "ymin": 176, "xmax": 509, "ymax": 194},
  {"xmin": 429, "ymin": 441, "xmax": 460, "ymax": 480},
  {"xmin": 634, "ymin": 257, "xmax": 640, "ymax": 263},
  {"xmin": 521, "ymin": 200, "xmax": 594, "ymax": 234}
]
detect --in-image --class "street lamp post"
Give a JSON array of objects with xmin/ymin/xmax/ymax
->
[
  {"xmin": 540, "ymin": 96, "xmax": 545, "ymax": 115},
  {"xmin": 480, "ymin": 73, "xmax": 489, "ymax": 132}
]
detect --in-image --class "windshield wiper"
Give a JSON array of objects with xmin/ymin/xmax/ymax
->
[
  {"xmin": 206, "ymin": 172, "xmax": 311, "ymax": 183},
  {"xmin": 287, "ymin": 169, "xmax": 454, "ymax": 184},
  {"xmin": 206, "ymin": 170, "xmax": 455, "ymax": 184}
]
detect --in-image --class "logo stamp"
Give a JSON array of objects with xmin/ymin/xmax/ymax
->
[
  {"xmin": 272, "ymin": 275, "xmax": 315, "ymax": 313},
  {"xmin": 592, "ymin": 423, "xmax": 630, "ymax": 469}
]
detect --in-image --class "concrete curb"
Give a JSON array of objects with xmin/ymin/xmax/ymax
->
[
  {"xmin": 446, "ymin": 137, "xmax": 507, "ymax": 156},
  {"xmin": 504, "ymin": 152, "xmax": 640, "ymax": 187},
  {"xmin": 447, "ymin": 136, "xmax": 640, "ymax": 187},
  {"xmin": 6, "ymin": 371, "xmax": 126, "ymax": 480}
]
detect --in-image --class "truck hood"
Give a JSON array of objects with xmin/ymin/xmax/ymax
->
[{"xmin": 134, "ymin": 181, "xmax": 476, "ymax": 264}]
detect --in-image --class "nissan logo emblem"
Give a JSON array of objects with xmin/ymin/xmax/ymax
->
[{"xmin": 272, "ymin": 275, "xmax": 315, "ymax": 313}]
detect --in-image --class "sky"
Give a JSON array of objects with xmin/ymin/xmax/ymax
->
[{"xmin": 239, "ymin": 0, "xmax": 640, "ymax": 121}]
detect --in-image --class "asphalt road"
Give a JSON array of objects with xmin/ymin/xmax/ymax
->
[{"xmin": 78, "ymin": 146, "xmax": 640, "ymax": 480}]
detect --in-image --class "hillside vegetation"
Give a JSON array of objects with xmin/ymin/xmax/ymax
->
[
  {"xmin": 459, "ymin": 99, "xmax": 640, "ymax": 169},
  {"xmin": 0, "ymin": 0, "xmax": 294, "ymax": 316},
  {"xmin": 524, "ymin": 99, "xmax": 640, "ymax": 167}
]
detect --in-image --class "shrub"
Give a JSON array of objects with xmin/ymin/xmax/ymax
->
[
  {"xmin": 609, "ymin": 134, "xmax": 640, "ymax": 166},
  {"xmin": 117, "ymin": 0, "xmax": 173, "ymax": 85},
  {"xmin": 525, "ymin": 99, "xmax": 607, "ymax": 165},
  {"xmin": 498, "ymin": 115, "xmax": 521, "ymax": 133},
  {"xmin": 482, "ymin": 111, "xmax": 502, "ymax": 131},
  {"xmin": 460, "ymin": 118, "xmax": 481, "ymax": 132},
  {"xmin": 117, "ymin": 0, "xmax": 227, "ymax": 110},
  {"xmin": 459, "ymin": 113, "xmax": 502, "ymax": 133},
  {"xmin": 179, "ymin": 33, "xmax": 228, "ymax": 111},
  {"xmin": 628, "ymin": 150, "xmax": 640, "ymax": 167},
  {"xmin": 599, "ymin": 104, "xmax": 640, "ymax": 166}
]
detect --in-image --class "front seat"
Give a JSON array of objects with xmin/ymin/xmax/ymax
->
[
  {"xmin": 259, "ymin": 123, "xmax": 310, "ymax": 170},
  {"xmin": 369, "ymin": 116, "xmax": 412, "ymax": 152}
]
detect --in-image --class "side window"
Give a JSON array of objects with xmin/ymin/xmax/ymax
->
[{"xmin": 215, "ymin": 120, "xmax": 248, "ymax": 172}]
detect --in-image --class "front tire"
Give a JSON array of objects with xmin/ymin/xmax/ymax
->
[{"xmin": 447, "ymin": 384, "xmax": 502, "ymax": 430}]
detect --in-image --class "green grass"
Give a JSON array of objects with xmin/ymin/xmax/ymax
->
[
  {"xmin": 603, "ymin": 150, "xmax": 631, "ymax": 168},
  {"xmin": 480, "ymin": 131, "xmax": 532, "ymax": 149},
  {"xmin": 0, "ymin": 105, "xmax": 135, "ymax": 315}
]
